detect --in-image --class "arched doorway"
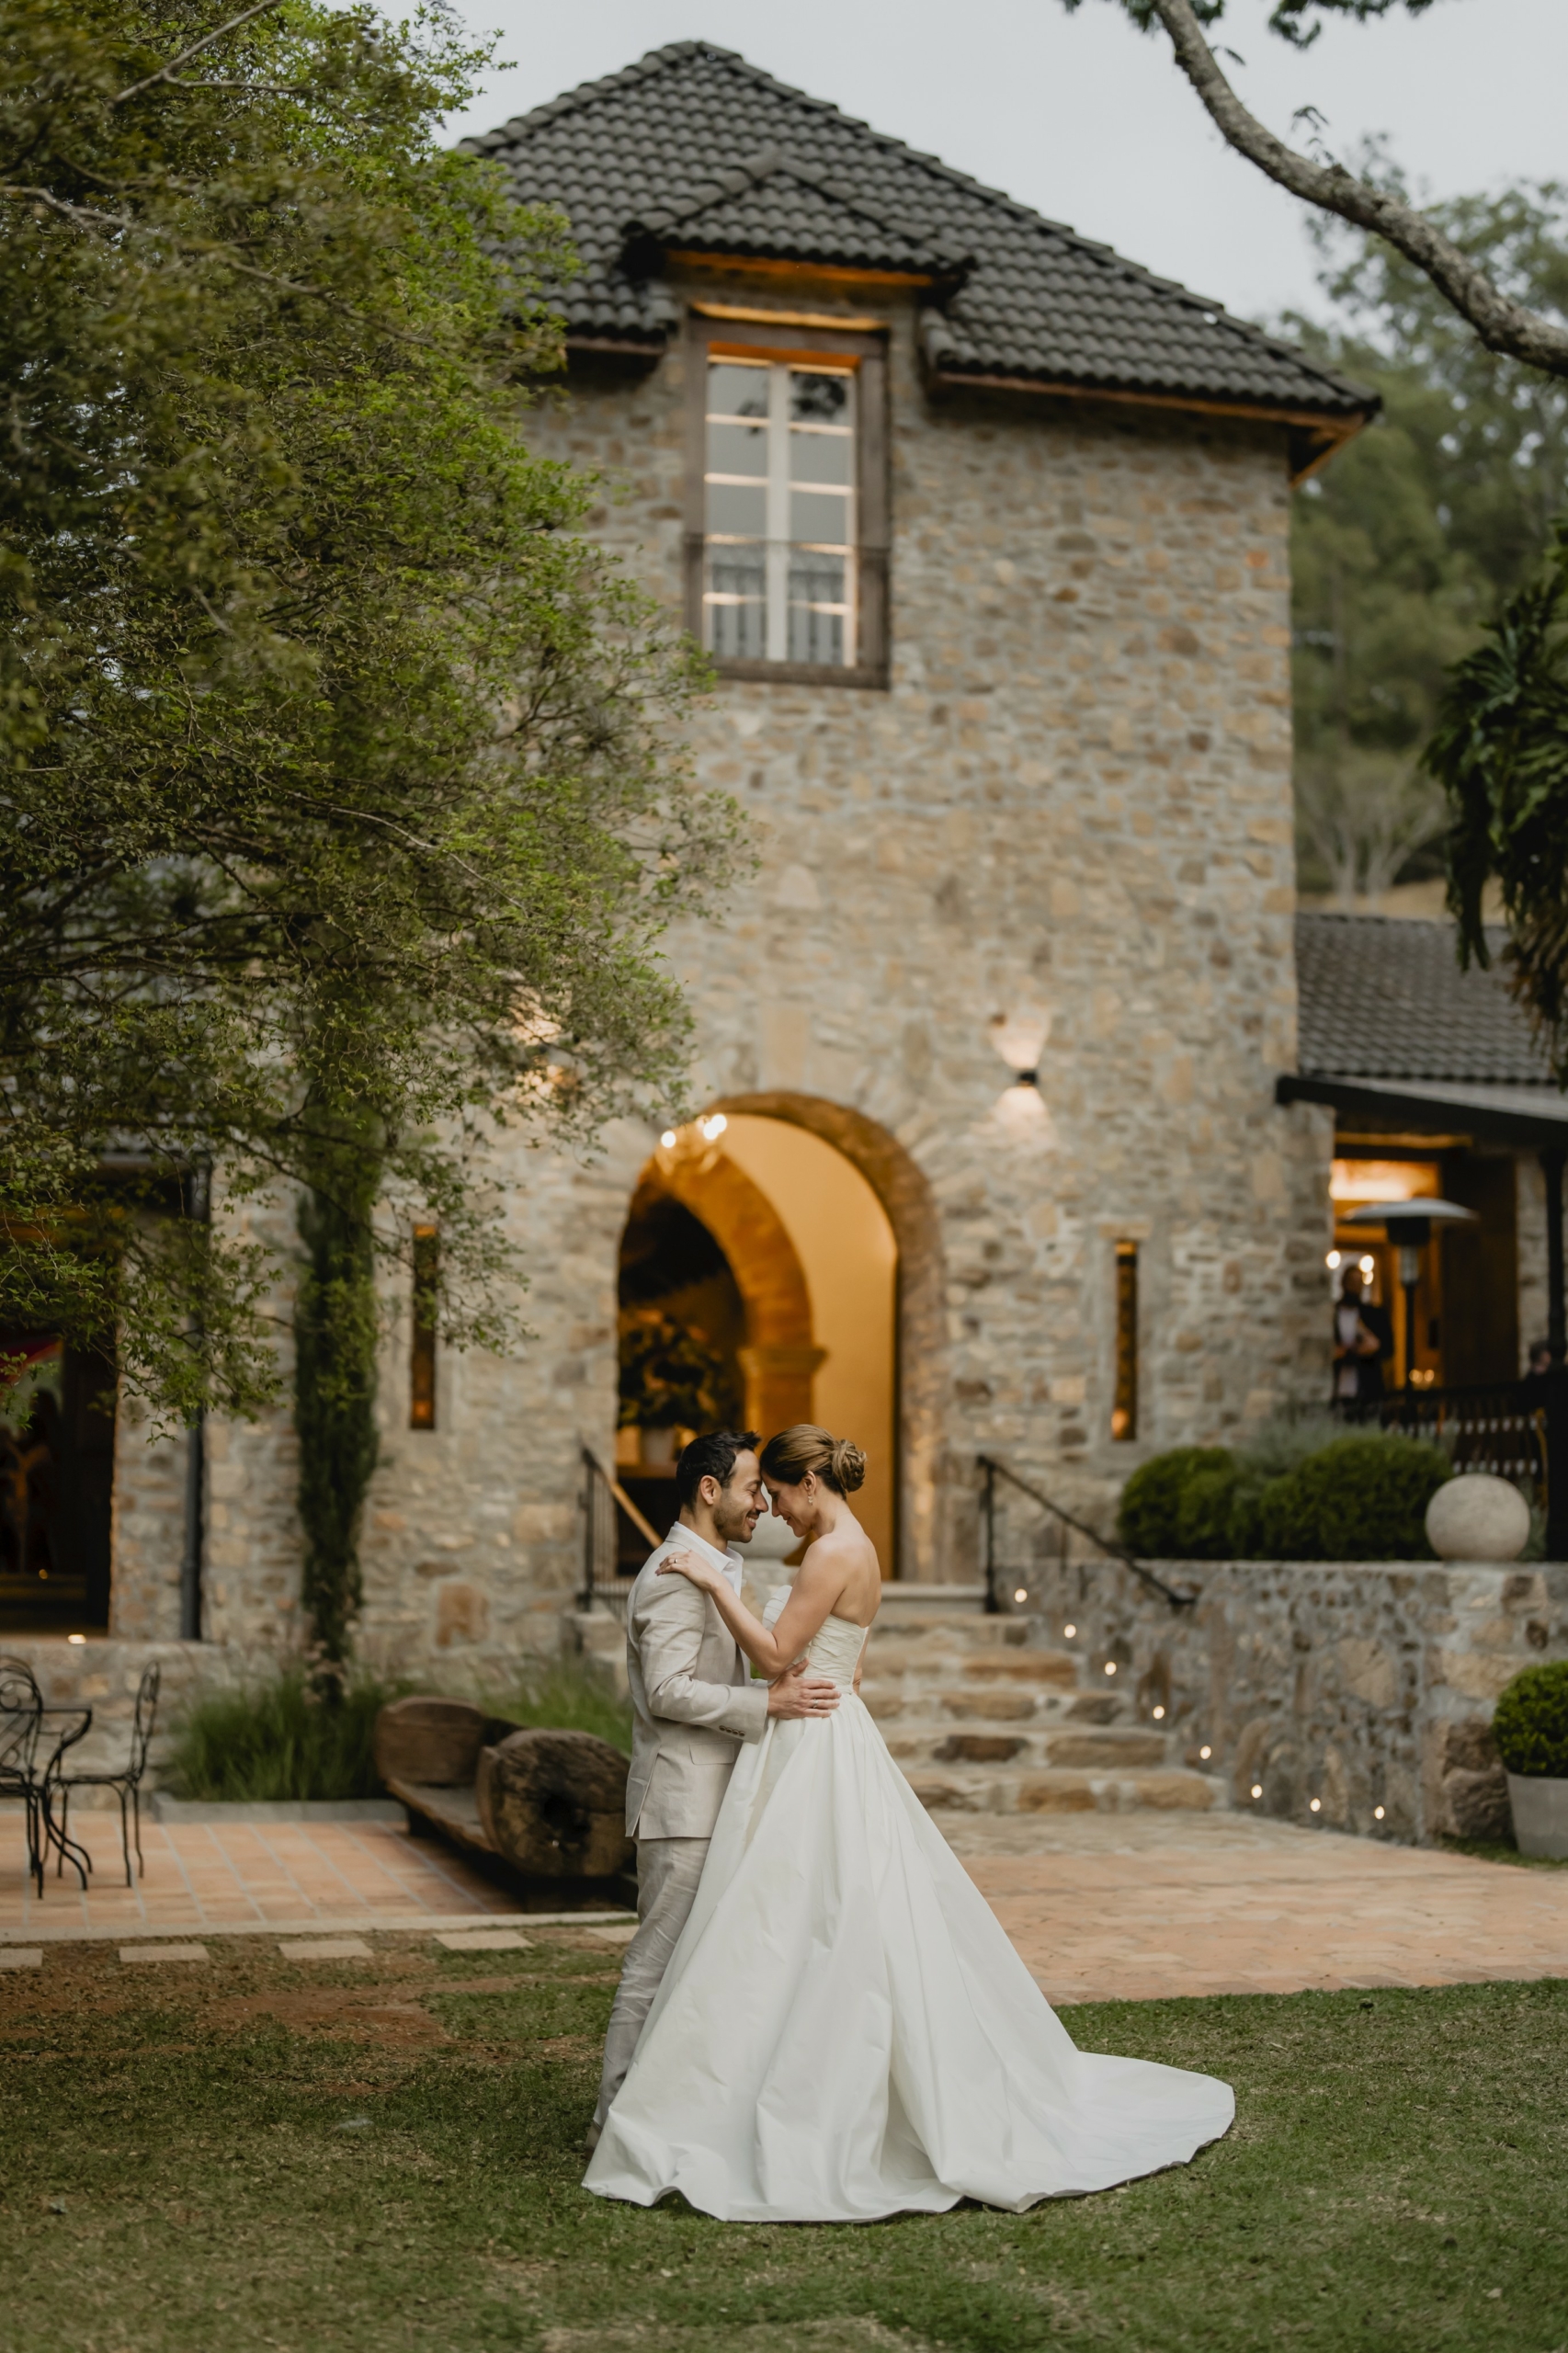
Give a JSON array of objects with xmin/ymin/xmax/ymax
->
[{"xmin": 616, "ymin": 1099, "xmax": 939, "ymax": 1576}]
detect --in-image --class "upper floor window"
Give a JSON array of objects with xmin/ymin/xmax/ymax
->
[
  {"xmin": 684, "ymin": 314, "xmax": 888, "ymax": 688},
  {"xmin": 704, "ymin": 359, "xmax": 858, "ymax": 668}
]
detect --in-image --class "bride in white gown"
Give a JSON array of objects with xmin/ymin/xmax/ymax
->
[{"xmin": 585, "ymin": 1425, "xmax": 1233, "ymax": 2223}]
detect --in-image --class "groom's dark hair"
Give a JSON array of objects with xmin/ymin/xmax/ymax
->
[{"xmin": 675, "ymin": 1428, "xmax": 761, "ymax": 1508}]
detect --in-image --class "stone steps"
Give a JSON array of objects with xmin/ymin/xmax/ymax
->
[
  {"xmin": 862, "ymin": 1606, "xmax": 1226, "ymax": 1818},
  {"xmin": 904, "ymin": 1765, "xmax": 1226, "ymax": 1816}
]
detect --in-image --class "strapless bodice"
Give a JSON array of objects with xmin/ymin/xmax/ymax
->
[{"xmin": 763, "ymin": 1589, "xmax": 869, "ymax": 1693}]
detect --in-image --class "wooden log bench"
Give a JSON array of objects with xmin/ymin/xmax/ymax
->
[{"xmin": 374, "ymin": 1696, "xmax": 635, "ymax": 1896}]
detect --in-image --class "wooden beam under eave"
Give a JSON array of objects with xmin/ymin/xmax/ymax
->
[{"xmin": 926, "ymin": 366, "xmax": 1373, "ymax": 483}]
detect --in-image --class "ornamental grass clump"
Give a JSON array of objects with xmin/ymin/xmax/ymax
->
[
  {"xmin": 1492, "ymin": 1663, "xmax": 1568, "ymax": 1779},
  {"xmin": 165, "ymin": 1665, "xmax": 405, "ymax": 1802}
]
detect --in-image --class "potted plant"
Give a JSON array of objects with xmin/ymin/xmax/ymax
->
[
  {"xmin": 1493, "ymin": 1662, "xmax": 1568, "ymax": 1859},
  {"xmin": 617, "ymin": 1313, "xmax": 734, "ymax": 1465}
]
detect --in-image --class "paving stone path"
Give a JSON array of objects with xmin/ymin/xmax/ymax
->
[
  {"xmin": 944, "ymin": 1811, "xmax": 1568, "ymax": 2003},
  {"xmin": 5, "ymin": 1803, "xmax": 1566, "ymax": 2003}
]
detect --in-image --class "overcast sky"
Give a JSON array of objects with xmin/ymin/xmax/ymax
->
[{"xmin": 436, "ymin": 0, "xmax": 1568, "ymax": 330}]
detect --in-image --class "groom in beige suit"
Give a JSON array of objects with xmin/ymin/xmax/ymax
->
[{"xmin": 588, "ymin": 1428, "xmax": 838, "ymax": 2144}]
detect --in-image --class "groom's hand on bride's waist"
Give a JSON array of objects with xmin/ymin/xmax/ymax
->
[{"xmin": 767, "ymin": 1663, "xmax": 839, "ymax": 1719}]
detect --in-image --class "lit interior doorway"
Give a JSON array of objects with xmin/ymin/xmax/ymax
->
[
  {"xmin": 615, "ymin": 1112, "xmax": 899, "ymax": 1574},
  {"xmin": 722, "ymin": 1115, "xmax": 897, "ymax": 1572}
]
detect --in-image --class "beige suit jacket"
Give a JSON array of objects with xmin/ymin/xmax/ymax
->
[{"xmin": 623, "ymin": 1526, "xmax": 768, "ymax": 1839}]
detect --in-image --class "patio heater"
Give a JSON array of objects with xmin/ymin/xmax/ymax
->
[{"xmin": 1342, "ymin": 1197, "xmax": 1478, "ymax": 1393}]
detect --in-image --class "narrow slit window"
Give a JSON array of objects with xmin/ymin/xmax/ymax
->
[
  {"xmin": 410, "ymin": 1224, "xmax": 438, "ymax": 1430},
  {"xmin": 703, "ymin": 358, "xmax": 857, "ymax": 667},
  {"xmin": 1111, "ymin": 1242, "xmax": 1138, "ymax": 1443}
]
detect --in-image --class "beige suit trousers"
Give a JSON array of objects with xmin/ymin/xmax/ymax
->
[{"xmin": 591, "ymin": 1835, "xmax": 709, "ymax": 2131}]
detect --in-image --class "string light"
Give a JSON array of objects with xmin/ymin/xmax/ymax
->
[
  {"xmin": 1199, "ymin": 1745, "xmax": 1212, "ymax": 1760},
  {"xmin": 1250, "ymin": 1783, "xmax": 1263, "ymax": 1800},
  {"xmin": 699, "ymin": 1112, "xmax": 728, "ymax": 1141},
  {"xmin": 660, "ymin": 1129, "xmax": 676, "ymax": 1149},
  {"xmin": 1152, "ymin": 1705, "xmax": 1165, "ymax": 1721},
  {"xmin": 1373, "ymin": 1805, "xmax": 1385, "ymax": 1821},
  {"xmin": 1104, "ymin": 1662, "xmax": 1118, "ymax": 1677},
  {"xmin": 1325, "ymin": 1248, "xmax": 1341, "ymax": 1270},
  {"xmin": 1014, "ymin": 1588, "xmax": 1028, "ymax": 1605},
  {"xmin": 1062, "ymin": 1623, "xmax": 1076, "ymax": 1639},
  {"xmin": 1309, "ymin": 1798, "xmax": 1322, "ymax": 1813}
]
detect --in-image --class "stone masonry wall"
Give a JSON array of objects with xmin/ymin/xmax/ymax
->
[
  {"xmin": 1033, "ymin": 1549, "xmax": 1568, "ymax": 1846},
  {"xmin": 499, "ymin": 277, "xmax": 1335, "ymax": 1580},
  {"xmin": 74, "ymin": 272, "xmax": 1339, "ymax": 1679}
]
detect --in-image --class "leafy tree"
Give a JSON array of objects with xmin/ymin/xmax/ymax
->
[
  {"xmin": 1064, "ymin": 1, "xmax": 1568, "ymax": 381},
  {"xmin": 1285, "ymin": 185, "xmax": 1568, "ymax": 895},
  {"xmin": 0, "ymin": 0, "xmax": 732, "ymax": 1434},
  {"xmin": 1426, "ymin": 526, "xmax": 1568, "ymax": 1074}
]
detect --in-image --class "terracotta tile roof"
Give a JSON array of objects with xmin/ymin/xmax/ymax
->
[
  {"xmin": 463, "ymin": 41, "xmax": 1371, "ymax": 423},
  {"xmin": 1296, "ymin": 915, "xmax": 1553, "ymax": 1087}
]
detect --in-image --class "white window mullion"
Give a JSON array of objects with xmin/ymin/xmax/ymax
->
[{"xmin": 766, "ymin": 363, "xmax": 790, "ymax": 665}]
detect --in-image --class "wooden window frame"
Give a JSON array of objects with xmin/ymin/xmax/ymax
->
[
  {"xmin": 410, "ymin": 1223, "xmax": 438, "ymax": 1431},
  {"xmin": 685, "ymin": 313, "xmax": 889, "ymax": 689},
  {"xmin": 1111, "ymin": 1241, "xmax": 1139, "ymax": 1444}
]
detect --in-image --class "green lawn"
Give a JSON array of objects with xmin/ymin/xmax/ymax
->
[{"xmin": 2, "ymin": 1927, "xmax": 1564, "ymax": 2353}]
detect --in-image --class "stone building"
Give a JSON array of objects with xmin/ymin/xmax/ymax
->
[{"xmin": 11, "ymin": 38, "xmax": 1454, "ymax": 1698}]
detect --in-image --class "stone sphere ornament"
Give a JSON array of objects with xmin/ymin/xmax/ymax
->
[{"xmin": 1425, "ymin": 1471, "xmax": 1531, "ymax": 1563}]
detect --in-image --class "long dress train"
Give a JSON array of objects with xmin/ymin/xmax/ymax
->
[{"xmin": 585, "ymin": 1606, "xmax": 1233, "ymax": 2222}]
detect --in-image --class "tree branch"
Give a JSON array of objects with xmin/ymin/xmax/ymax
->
[
  {"xmin": 111, "ymin": 2, "xmax": 284, "ymax": 106},
  {"xmin": 1145, "ymin": 0, "xmax": 1568, "ymax": 379}
]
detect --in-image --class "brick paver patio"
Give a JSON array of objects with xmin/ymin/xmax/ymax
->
[
  {"xmin": 6, "ymin": 1802, "xmax": 1567, "ymax": 2000},
  {"xmin": 943, "ymin": 1810, "xmax": 1568, "ymax": 2002},
  {"xmin": 0, "ymin": 1805, "xmax": 520, "ymax": 1938}
]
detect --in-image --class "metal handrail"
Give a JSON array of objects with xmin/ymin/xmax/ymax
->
[
  {"xmin": 977, "ymin": 1454, "xmax": 1198, "ymax": 1611},
  {"xmin": 579, "ymin": 1446, "xmax": 663, "ymax": 1615}
]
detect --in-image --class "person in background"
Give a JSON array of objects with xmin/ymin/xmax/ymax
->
[
  {"xmin": 1333, "ymin": 1263, "xmax": 1394, "ymax": 1404},
  {"xmin": 1520, "ymin": 1339, "xmax": 1555, "ymax": 1403}
]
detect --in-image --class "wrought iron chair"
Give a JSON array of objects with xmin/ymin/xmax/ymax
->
[
  {"xmin": 0, "ymin": 1656, "xmax": 90, "ymax": 1893},
  {"xmin": 0, "ymin": 1656, "xmax": 47, "ymax": 1894},
  {"xmin": 51, "ymin": 1661, "xmax": 160, "ymax": 1886}
]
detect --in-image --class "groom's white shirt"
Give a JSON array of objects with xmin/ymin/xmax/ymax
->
[{"xmin": 622, "ymin": 1522, "xmax": 767, "ymax": 1840}]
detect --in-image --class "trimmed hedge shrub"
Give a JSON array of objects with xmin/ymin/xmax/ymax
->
[
  {"xmin": 1117, "ymin": 1427, "xmax": 1453, "ymax": 1562},
  {"xmin": 1493, "ymin": 1662, "xmax": 1568, "ymax": 1779},
  {"xmin": 1118, "ymin": 1448, "xmax": 1233, "ymax": 1558},
  {"xmin": 1256, "ymin": 1434, "xmax": 1450, "ymax": 1561}
]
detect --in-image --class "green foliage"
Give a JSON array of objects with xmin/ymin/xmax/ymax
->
[
  {"xmin": 165, "ymin": 1665, "xmax": 403, "ymax": 1801},
  {"xmin": 1282, "ymin": 184, "xmax": 1568, "ymax": 898},
  {"xmin": 1255, "ymin": 1432, "xmax": 1450, "ymax": 1561},
  {"xmin": 295, "ymin": 1135, "xmax": 381, "ymax": 1661},
  {"xmin": 1427, "ymin": 527, "xmax": 1568, "ymax": 1074},
  {"xmin": 1173, "ymin": 1460, "xmax": 1242, "ymax": 1560},
  {"xmin": 1117, "ymin": 1447, "xmax": 1233, "ymax": 1557},
  {"xmin": 1119, "ymin": 1427, "xmax": 1451, "ymax": 1559},
  {"xmin": 1492, "ymin": 1661, "xmax": 1568, "ymax": 1779},
  {"xmin": 0, "ymin": 0, "xmax": 734, "ymax": 1427},
  {"xmin": 483, "ymin": 1657, "xmax": 633, "ymax": 1756},
  {"xmin": 617, "ymin": 1310, "xmax": 734, "ymax": 1432}
]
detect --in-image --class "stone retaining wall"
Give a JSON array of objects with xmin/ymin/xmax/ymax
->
[
  {"xmin": 1032, "ymin": 1554, "xmax": 1568, "ymax": 1845},
  {"xmin": 4, "ymin": 1639, "xmax": 257, "ymax": 1798}
]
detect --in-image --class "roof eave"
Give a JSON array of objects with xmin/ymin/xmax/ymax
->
[
  {"xmin": 926, "ymin": 366, "xmax": 1374, "ymax": 483},
  {"xmin": 1278, "ymin": 1072, "xmax": 1568, "ymax": 1148}
]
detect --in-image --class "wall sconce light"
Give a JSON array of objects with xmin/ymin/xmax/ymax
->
[{"xmin": 989, "ymin": 1011, "xmax": 1049, "ymax": 1079}]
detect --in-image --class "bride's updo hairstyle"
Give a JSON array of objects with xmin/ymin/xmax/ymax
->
[{"xmin": 760, "ymin": 1424, "xmax": 867, "ymax": 1497}]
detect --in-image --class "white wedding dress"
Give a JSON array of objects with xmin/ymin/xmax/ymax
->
[{"xmin": 585, "ymin": 1600, "xmax": 1233, "ymax": 2222}]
